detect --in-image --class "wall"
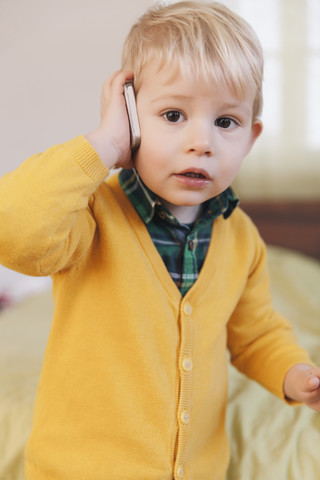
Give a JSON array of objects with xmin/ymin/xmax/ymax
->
[{"xmin": 0, "ymin": 0, "xmax": 150, "ymax": 171}]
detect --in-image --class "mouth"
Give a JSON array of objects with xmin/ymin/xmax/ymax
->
[
  {"xmin": 180, "ymin": 172, "xmax": 207, "ymax": 179},
  {"xmin": 174, "ymin": 168, "xmax": 210, "ymax": 187},
  {"xmin": 177, "ymin": 168, "xmax": 210, "ymax": 179}
]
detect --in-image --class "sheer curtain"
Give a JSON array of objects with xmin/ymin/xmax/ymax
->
[{"xmin": 225, "ymin": 0, "xmax": 320, "ymax": 200}]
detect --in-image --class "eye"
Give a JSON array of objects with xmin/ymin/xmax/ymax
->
[
  {"xmin": 215, "ymin": 117, "xmax": 238, "ymax": 129},
  {"xmin": 163, "ymin": 110, "xmax": 184, "ymax": 123}
]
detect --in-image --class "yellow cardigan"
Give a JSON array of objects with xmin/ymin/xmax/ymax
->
[{"xmin": 0, "ymin": 136, "xmax": 312, "ymax": 480}]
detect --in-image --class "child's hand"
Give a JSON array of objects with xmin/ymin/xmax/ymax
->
[
  {"xmin": 85, "ymin": 70, "xmax": 134, "ymax": 170},
  {"xmin": 283, "ymin": 363, "xmax": 320, "ymax": 411}
]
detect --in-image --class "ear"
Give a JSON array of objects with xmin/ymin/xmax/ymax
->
[{"xmin": 246, "ymin": 119, "xmax": 263, "ymax": 154}]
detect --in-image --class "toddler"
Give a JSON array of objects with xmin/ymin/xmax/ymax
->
[{"xmin": 0, "ymin": 2, "xmax": 319, "ymax": 479}]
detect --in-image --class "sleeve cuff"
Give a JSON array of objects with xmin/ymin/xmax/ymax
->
[{"xmin": 63, "ymin": 135, "xmax": 110, "ymax": 182}]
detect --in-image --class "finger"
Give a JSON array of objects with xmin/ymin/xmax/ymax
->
[
  {"xmin": 102, "ymin": 70, "xmax": 134, "ymax": 97},
  {"xmin": 109, "ymin": 70, "xmax": 134, "ymax": 97},
  {"xmin": 100, "ymin": 73, "xmax": 119, "ymax": 118},
  {"xmin": 100, "ymin": 70, "xmax": 134, "ymax": 118},
  {"xmin": 305, "ymin": 374, "xmax": 320, "ymax": 392}
]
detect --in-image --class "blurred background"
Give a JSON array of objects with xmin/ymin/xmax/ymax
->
[{"xmin": 0, "ymin": 0, "xmax": 319, "ymax": 293}]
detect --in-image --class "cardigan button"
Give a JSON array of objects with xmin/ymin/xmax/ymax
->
[
  {"xmin": 182, "ymin": 357, "xmax": 193, "ymax": 372},
  {"xmin": 180, "ymin": 410, "xmax": 190, "ymax": 425},
  {"xmin": 176, "ymin": 464, "xmax": 184, "ymax": 478},
  {"xmin": 183, "ymin": 303, "xmax": 192, "ymax": 315}
]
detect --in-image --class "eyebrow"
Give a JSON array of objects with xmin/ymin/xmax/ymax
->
[
  {"xmin": 221, "ymin": 102, "xmax": 251, "ymax": 116},
  {"xmin": 150, "ymin": 95, "xmax": 251, "ymax": 115},
  {"xmin": 149, "ymin": 94, "xmax": 191, "ymax": 104}
]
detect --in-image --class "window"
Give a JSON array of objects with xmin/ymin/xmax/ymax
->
[
  {"xmin": 223, "ymin": 0, "xmax": 320, "ymax": 199},
  {"xmin": 307, "ymin": 0, "xmax": 320, "ymax": 149}
]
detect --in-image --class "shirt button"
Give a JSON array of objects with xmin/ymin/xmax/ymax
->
[
  {"xmin": 180, "ymin": 410, "xmax": 190, "ymax": 425},
  {"xmin": 188, "ymin": 239, "xmax": 194, "ymax": 250},
  {"xmin": 183, "ymin": 303, "xmax": 192, "ymax": 315},
  {"xmin": 182, "ymin": 357, "xmax": 193, "ymax": 372},
  {"xmin": 176, "ymin": 465, "xmax": 184, "ymax": 478}
]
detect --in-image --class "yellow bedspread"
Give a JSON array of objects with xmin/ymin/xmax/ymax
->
[
  {"xmin": 0, "ymin": 246, "xmax": 319, "ymax": 480},
  {"xmin": 227, "ymin": 247, "xmax": 320, "ymax": 480}
]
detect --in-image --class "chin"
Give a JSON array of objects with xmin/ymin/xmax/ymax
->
[{"xmin": 175, "ymin": 195, "xmax": 211, "ymax": 206}]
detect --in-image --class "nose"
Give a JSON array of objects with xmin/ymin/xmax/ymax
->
[{"xmin": 184, "ymin": 120, "xmax": 213, "ymax": 157}]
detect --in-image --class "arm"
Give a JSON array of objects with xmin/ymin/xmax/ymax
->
[
  {"xmin": 283, "ymin": 363, "xmax": 320, "ymax": 410},
  {"xmin": 0, "ymin": 71, "xmax": 134, "ymax": 276},
  {"xmin": 0, "ymin": 138, "xmax": 106, "ymax": 276},
  {"xmin": 227, "ymin": 218, "xmax": 314, "ymax": 401}
]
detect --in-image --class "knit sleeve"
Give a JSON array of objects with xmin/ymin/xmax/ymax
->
[
  {"xmin": 226, "ymin": 215, "xmax": 313, "ymax": 401},
  {"xmin": 0, "ymin": 136, "xmax": 109, "ymax": 276}
]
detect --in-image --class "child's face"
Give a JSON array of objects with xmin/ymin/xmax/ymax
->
[{"xmin": 134, "ymin": 62, "xmax": 262, "ymax": 221}]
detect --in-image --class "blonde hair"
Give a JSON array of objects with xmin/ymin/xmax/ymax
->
[{"xmin": 121, "ymin": 1, "xmax": 264, "ymax": 119}]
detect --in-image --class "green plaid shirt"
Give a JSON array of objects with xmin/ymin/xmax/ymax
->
[{"xmin": 119, "ymin": 169, "xmax": 239, "ymax": 296}]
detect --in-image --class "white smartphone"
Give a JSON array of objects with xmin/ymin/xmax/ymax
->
[{"xmin": 124, "ymin": 82, "xmax": 141, "ymax": 151}]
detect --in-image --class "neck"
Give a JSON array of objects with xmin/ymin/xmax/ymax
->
[{"xmin": 161, "ymin": 201, "xmax": 203, "ymax": 224}]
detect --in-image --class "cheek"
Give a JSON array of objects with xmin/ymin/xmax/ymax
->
[
  {"xmin": 134, "ymin": 145, "xmax": 160, "ymax": 180},
  {"xmin": 223, "ymin": 142, "xmax": 247, "ymax": 168},
  {"xmin": 216, "ymin": 151, "xmax": 244, "ymax": 183},
  {"xmin": 136, "ymin": 134, "xmax": 168, "ymax": 170}
]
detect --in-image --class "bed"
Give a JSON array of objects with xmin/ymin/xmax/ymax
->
[{"xmin": 0, "ymin": 201, "xmax": 319, "ymax": 480}]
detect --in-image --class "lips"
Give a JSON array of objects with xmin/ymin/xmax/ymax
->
[
  {"xmin": 177, "ymin": 168, "xmax": 210, "ymax": 179},
  {"xmin": 174, "ymin": 168, "xmax": 210, "ymax": 187},
  {"xmin": 181, "ymin": 172, "xmax": 206, "ymax": 179}
]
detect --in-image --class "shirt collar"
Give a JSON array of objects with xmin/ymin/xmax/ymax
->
[{"xmin": 119, "ymin": 168, "xmax": 239, "ymax": 226}]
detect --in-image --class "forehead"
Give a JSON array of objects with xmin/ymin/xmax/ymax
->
[
  {"xmin": 138, "ymin": 54, "xmax": 256, "ymax": 95},
  {"xmin": 137, "ymin": 60, "xmax": 256, "ymax": 110}
]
